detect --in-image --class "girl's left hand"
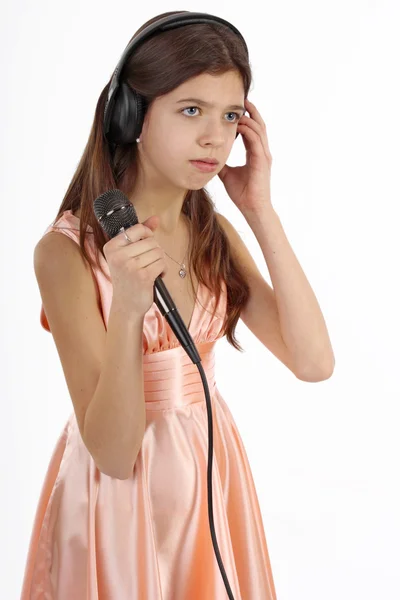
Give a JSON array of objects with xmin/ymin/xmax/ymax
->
[{"xmin": 217, "ymin": 98, "xmax": 273, "ymax": 215}]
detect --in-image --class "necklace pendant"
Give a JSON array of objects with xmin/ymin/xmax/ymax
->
[{"xmin": 179, "ymin": 265, "xmax": 187, "ymax": 278}]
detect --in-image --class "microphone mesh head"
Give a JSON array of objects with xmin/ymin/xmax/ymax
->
[{"xmin": 93, "ymin": 189, "xmax": 138, "ymax": 238}]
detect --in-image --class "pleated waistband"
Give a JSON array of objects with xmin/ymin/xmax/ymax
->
[{"xmin": 142, "ymin": 340, "xmax": 217, "ymax": 410}]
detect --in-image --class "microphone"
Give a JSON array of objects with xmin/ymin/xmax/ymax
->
[{"xmin": 93, "ymin": 189, "xmax": 201, "ymax": 365}]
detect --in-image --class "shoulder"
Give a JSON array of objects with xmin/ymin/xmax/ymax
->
[
  {"xmin": 215, "ymin": 212, "xmax": 260, "ymax": 277},
  {"xmin": 34, "ymin": 229, "xmax": 83, "ymax": 270},
  {"xmin": 215, "ymin": 211, "xmax": 233, "ymax": 234},
  {"xmin": 34, "ymin": 230, "xmax": 101, "ymax": 331},
  {"xmin": 215, "ymin": 212, "xmax": 242, "ymax": 252},
  {"xmin": 34, "ymin": 231, "xmax": 91, "ymax": 297}
]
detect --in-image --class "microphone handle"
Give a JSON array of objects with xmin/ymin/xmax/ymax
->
[{"xmin": 153, "ymin": 276, "xmax": 201, "ymax": 364}]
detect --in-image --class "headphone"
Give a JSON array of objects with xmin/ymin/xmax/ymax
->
[
  {"xmin": 103, "ymin": 11, "xmax": 249, "ymax": 149},
  {"xmin": 102, "ymin": 12, "xmax": 249, "ymax": 599}
]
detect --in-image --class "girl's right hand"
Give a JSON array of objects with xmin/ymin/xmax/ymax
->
[{"xmin": 103, "ymin": 215, "xmax": 168, "ymax": 318}]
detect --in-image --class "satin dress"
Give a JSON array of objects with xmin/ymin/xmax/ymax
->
[{"xmin": 20, "ymin": 209, "xmax": 277, "ymax": 599}]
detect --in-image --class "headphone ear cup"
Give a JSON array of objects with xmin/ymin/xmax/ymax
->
[{"xmin": 106, "ymin": 82, "xmax": 145, "ymax": 145}]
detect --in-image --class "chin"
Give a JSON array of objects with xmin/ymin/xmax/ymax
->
[
  {"xmin": 188, "ymin": 179, "xmax": 215, "ymax": 191},
  {"xmin": 191, "ymin": 182, "xmax": 209, "ymax": 190}
]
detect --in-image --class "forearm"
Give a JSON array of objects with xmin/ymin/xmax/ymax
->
[{"xmin": 83, "ymin": 301, "xmax": 146, "ymax": 479}]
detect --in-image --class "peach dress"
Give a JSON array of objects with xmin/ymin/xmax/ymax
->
[{"xmin": 20, "ymin": 210, "xmax": 277, "ymax": 599}]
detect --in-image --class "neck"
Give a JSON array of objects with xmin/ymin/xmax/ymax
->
[
  {"xmin": 130, "ymin": 193, "xmax": 188, "ymax": 235},
  {"xmin": 128, "ymin": 159, "xmax": 189, "ymax": 234}
]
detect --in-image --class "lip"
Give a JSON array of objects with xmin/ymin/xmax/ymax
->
[
  {"xmin": 190, "ymin": 159, "xmax": 219, "ymax": 172},
  {"xmin": 193, "ymin": 157, "xmax": 219, "ymax": 164}
]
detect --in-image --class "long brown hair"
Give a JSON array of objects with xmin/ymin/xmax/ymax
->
[{"xmin": 52, "ymin": 11, "xmax": 252, "ymax": 352}]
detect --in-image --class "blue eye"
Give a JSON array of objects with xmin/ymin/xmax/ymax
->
[{"xmin": 181, "ymin": 106, "xmax": 240, "ymax": 122}]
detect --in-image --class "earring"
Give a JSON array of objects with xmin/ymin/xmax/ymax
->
[{"xmin": 136, "ymin": 137, "xmax": 141, "ymax": 143}]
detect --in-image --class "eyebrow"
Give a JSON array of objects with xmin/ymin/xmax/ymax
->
[{"xmin": 176, "ymin": 97, "xmax": 245, "ymax": 113}]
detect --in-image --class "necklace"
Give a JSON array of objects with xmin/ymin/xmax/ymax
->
[{"xmin": 163, "ymin": 245, "xmax": 189, "ymax": 278}]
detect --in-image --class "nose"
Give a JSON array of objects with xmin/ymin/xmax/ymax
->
[{"xmin": 199, "ymin": 119, "xmax": 229, "ymax": 146}]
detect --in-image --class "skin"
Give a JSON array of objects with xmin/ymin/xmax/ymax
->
[{"xmin": 128, "ymin": 70, "xmax": 246, "ymax": 237}]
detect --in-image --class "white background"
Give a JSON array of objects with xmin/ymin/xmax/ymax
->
[{"xmin": 2, "ymin": 1, "xmax": 400, "ymax": 598}]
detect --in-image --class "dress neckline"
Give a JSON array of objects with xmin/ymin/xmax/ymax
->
[{"xmin": 153, "ymin": 279, "xmax": 201, "ymax": 336}]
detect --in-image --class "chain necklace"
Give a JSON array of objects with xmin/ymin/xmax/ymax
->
[{"xmin": 163, "ymin": 245, "xmax": 189, "ymax": 278}]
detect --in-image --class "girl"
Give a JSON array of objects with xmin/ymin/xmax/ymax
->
[{"xmin": 21, "ymin": 10, "xmax": 334, "ymax": 600}]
